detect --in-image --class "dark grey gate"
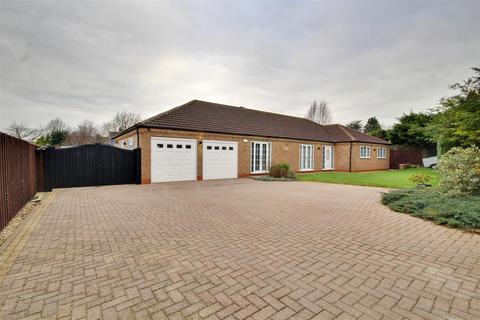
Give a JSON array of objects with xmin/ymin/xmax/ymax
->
[{"xmin": 42, "ymin": 144, "xmax": 141, "ymax": 190}]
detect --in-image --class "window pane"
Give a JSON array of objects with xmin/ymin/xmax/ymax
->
[
  {"xmin": 176, "ymin": 144, "xmax": 182, "ymax": 148},
  {"xmin": 261, "ymin": 143, "xmax": 267, "ymax": 171},
  {"xmin": 207, "ymin": 146, "xmax": 212, "ymax": 150},
  {"xmin": 255, "ymin": 143, "xmax": 260, "ymax": 171},
  {"xmin": 309, "ymin": 146, "xmax": 313, "ymax": 169},
  {"xmin": 251, "ymin": 143, "xmax": 254, "ymax": 172},
  {"xmin": 269, "ymin": 143, "xmax": 272, "ymax": 167},
  {"xmin": 306, "ymin": 146, "xmax": 309, "ymax": 169},
  {"xmin": 186, "ymin": 145, "xmax": 191, "ymax": 149},
  {"xmin": 301, "ymin": 146, "xmax": 304, "ymax": 169},
  {"xmin": 167, "ymin": 144, "xmax": 173, "ymax": 148}
]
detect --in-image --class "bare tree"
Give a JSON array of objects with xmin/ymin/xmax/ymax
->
[
  {"xmin": 41, "ymin": 118, "xmax": 70, "ymax": 146},
  {"xmin": 305, "ymin": 100, "xmax": 331, "ymax": 125},
  {"xmin": 66, "ymin": 120, "xmax": 99, "ymax": 145},
  {"xmin": 5, "ymin": 121, "xmax": 30, "ymax": 139},
  {"xmin": 102, "ymin": 111, "xmax": 142, "ymax": 134},
  {"xmin": 45, "ymin": 118, "xmax": 68, "ymax": 133},
  {"xmin": 5, "ymin": 121, "xmax": 43, "ymax": 141}
]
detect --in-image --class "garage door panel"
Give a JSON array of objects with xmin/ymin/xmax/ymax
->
[
  {"xmin": 203, "ymin": 140, "xmax": 238, "ymax": 180},
  {"xmin": 151, "ymin": 137, "xmax": 197, "ymax": 183}
]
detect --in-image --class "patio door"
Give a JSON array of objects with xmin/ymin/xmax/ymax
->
[
  {"xmin": 251, "ymin": 141, "xmax": 271, "ymax": 173},
  {"xmin": 323, "ymin": 146, "xmax": 334, "ymax": 170}
]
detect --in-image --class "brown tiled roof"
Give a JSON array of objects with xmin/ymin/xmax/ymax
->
[
  {"xmin": 136, "ymin": 100, "xmax": 334, "ymax": 142},
  {"xmin": 116, "ymin": 100, "xmax": 390, "ymax": 144},
  {"xmin": 324, "ymin": 124, "xmax": 390, "ymax": 144}
]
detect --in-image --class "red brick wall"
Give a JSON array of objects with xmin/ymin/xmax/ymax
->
[
  {"xmin": 334, "ymin": 142, "xmax": 390, "ymax": 172},
  {"xmin": 115, "ymin": 129, "xmax": 390, "ymax": 183}
]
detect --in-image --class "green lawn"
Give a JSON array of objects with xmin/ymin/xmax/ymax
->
[{"xmin": 297, "ymin": 168, "xmax": 439, "ymax": 189}]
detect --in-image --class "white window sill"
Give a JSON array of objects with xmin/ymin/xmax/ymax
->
[
  {"xmin": 360, "ymin": 157, "xmax": 371, "ymax": 159},
  {"xmin": 300, "ymin": 168, "xmax": 314, "ymax": 172}
]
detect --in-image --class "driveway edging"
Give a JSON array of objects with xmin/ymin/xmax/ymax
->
[{"xmin": 0, "ymin": 191, "xmax": 55, "ymax": 285}]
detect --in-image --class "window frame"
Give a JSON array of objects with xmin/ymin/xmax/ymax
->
[
  {"xmin": 250, "ymin": 141, "xmax": 272, "ymax": 173},
  {"xmin": 360, "ymin": 146, "xmax": 371, "ymax": 159},
  {"xmin": 299, "ymin": 144, "xmax": 314, "ymax": 171},
  {"xmin": 377, "ymin": 147, "xmax": 386, "ymax": 159}
]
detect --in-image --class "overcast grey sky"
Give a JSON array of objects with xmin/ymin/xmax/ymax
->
[{"xmin": 1, "ymin": 0, "xmax": 479, "ymax": 130}]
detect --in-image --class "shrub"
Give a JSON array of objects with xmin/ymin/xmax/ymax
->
[
  {"xmin": 409, "ymin": 173, "xmax": 433, "ymax": 185},
  {"xmin": 253, "ymin": 176, "xmax": 294, "ymax": 182},
  {"xmin": 269, "ymin": 163, "xmax": 296, "ymax": 179},
  {"xmin": 438, "ymin": 146, "xmax": 480, "ymax": 196},
  {"xmin": 382, "ymin": 188, "xmax": 480, "ymax": 230}
]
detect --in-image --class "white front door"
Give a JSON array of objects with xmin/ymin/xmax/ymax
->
[
  {"xmin": 151, "ymin": 137, "xmax": 197, "ymax": 182},
  {"xmin": 203, "ymin": 140, "xmax": 238, "ymax": 180},
  {"xmin": 323, "ymin": 146, "xmax": 334, "ymax": 170}
]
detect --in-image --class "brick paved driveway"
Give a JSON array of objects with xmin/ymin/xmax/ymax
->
[{"xmin": 1, "ymin": 179, "xmax": 479, "ymax": 320}]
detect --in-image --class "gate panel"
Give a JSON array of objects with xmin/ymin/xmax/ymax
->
[{"xmin": 44, "ymin": 144, "xmax": 140, "ymax": 190}]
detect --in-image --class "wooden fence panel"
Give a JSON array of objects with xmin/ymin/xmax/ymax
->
[
  {"xmin": 0, "ymin": 132, "xmax": 38, "ymax": 231},
  {"xmin": 389, "ymin": 148, "xmax": 424, "ymax": 169}
]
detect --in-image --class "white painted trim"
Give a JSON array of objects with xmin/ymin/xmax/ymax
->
[
  {"xmin": 250, "ymin": 141, "xmax": 272, "ymax": 174},
  {"xmin": 377, "ymin": 147, "xmax": 387, "ymax": 159},
  {"xmin": 299, "ymin": 144, "xmax": 314, "ymax": 171},
  {"xmin": 322, "ymin": 145, "xmax": 334, "ymax": 170},
  {"xmin": 360, "ymin": 146, "xmax": 371, "ymax": 159}
]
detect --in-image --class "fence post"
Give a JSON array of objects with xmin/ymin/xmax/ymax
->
[
  {"xmin": 35, "ymin": 149, "xmax": 45, "ymax": 192},
  {"xmin": 43, "ymin": 147, "xmax": 53, "ymax": 192},
  {"xmin": 95, "ymin": 144, "xmax": 100, "ymax": 186},
  {"xmin": 134, "ymin": 148, "xmax": 142, "ymax": 184}
]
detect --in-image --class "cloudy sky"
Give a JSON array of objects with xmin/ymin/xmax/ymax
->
[{"xmin": 1, "ymin": 0, "xmax": 479, "ymax": 130}]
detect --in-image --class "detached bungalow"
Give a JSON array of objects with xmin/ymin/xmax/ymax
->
[{"xmin": 114, "ymin": 100, "xmax": 390, "ymax": 183}]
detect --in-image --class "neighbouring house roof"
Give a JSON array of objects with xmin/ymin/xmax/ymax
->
[
  {"xmin": 108, "ymin": 131, "xmax": 120, "ymax": 139},
  {"xmin": 115, "ymin": 100, "xmax": 390, "ymax": 144}
]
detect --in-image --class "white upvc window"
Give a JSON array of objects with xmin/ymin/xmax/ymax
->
[
  {"xmin": 377, "ymin": 147, "xmax": 386, "ymax": 159},
  {"xmin": 251, "ymin": 141, "xmax": 272, "ymax": 173},
  {"xmin": 300, "ymin": 144, "xmax": 314, "ymax": 171},
  {"xmin": 128, "ymin": 137, "xmax": 133, "ymax": 148},
  {"xmin": 360, "ymin": 146, "xmax": 371, "ymax": 158}
]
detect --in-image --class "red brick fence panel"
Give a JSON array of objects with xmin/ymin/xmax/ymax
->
[
  {"xmin": 389, "ymin": 148, "xmax": 424, "ymax": 169},
  {"xmin": 0, "ymin": 132, "xmax": 38, "ymax": 231}
]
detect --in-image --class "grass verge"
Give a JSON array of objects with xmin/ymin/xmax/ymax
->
[
  {"xmin": 298, "ymin": 168, "xmax": 438, "ymax": 189},
  {"xmin": 381, "ymin": 188, "xmax": 480, "ymax": 231}
]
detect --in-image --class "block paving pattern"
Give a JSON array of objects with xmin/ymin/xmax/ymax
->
[{"xmin": 0, "ymin": 179, "xmax": 479, "ymax": 319}]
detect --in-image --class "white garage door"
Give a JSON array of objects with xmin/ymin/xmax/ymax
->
[
  {"xmin": 203, "ymin": 140, "xmax": 238, "ymax": 180},
  {"xmin": 151, "ymin": 137, "xmax": 197, "ymax": 183}
]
